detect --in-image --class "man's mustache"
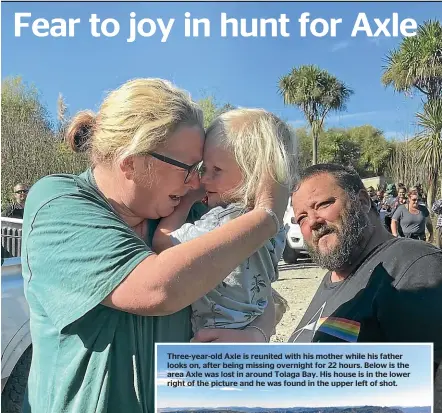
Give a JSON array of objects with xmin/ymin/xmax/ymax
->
[{"xmin": 312, "ymin": 225, "xmax": 338, "ymax": 244}]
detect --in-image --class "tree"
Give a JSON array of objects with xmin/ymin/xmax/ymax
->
[
  {"xmin": 382, "ymin": 20, "xmax": 442, "ymax": 100},
  {"xmin": 346, "ymin": 125, "xmax": 392, "ymax": 176},
  {"xmin": 319, "ymin": 129, "xmax": 361, "ymax": 169},
  {"xmin": 57, "ymin": 93, "xmax": 69, "ymax": 140},
  {"xmin": 1, "ymin": 77, "xmax": 87, "ymax": 207},
  {"xmin": 278, "ymin": 65, "xmax": 353, "ymax": 164},
  {"xmin": 414, "ymin": 98, "xmax": 442, "ymax": 202},
  {"xmin": 382, "ymin": 20, "xmax": 442, "ymax": 205},
  {"xmin": 197, "ymin": 96, "xmax": 236, "ymax": 129}
]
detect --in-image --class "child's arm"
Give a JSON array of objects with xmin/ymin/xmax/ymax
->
[{"xmin": 153, "ymin": 189, "xmax": 206, "ymax": 253}]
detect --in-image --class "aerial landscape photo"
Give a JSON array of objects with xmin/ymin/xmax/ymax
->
[{"xmin": 158, "ymin": 406, "xmax": 431, "ymax": 413}]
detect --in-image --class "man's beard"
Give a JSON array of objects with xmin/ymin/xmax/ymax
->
[{"xmin": 306, "ymin": 195, "xmax": 370, "ymax": 272}]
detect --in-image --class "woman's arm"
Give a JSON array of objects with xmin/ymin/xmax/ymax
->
[
  {"xmin": 426, "ymin": 217, "xmax": 434, "ymax": 242},
  {"xmin": 103, "ymin": 181, "xmax": 289, "ymax": 316},
  {"xmin": 391, "ymin": 219, "xmax": 399, "ymax": 237}
]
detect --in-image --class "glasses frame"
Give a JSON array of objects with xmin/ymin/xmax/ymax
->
[
  {"xmin": 145, "ymin": 152, "xmax": 203, "ymax": 183},
  {"xmin": 15, "ymin": 190, "xmax": 29, "ymax": 194}
]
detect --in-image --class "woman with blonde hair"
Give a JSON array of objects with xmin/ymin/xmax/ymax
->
[
  {"xmin": 153, "ymin": 108, "xmax": 296, "ymax": 333},
  {"xmin": 21, "ymin": 79, "xmax": 291, "ymax": 413}
]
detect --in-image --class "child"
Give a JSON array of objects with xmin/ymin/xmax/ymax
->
[{"xmin": 153, "ymin": 108, "xmax": 297, "ymax": 336}]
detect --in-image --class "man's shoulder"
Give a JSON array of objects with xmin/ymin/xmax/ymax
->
[{"xmin": 365, "ymin": 238, "xmax": 441, "ymax": 280}]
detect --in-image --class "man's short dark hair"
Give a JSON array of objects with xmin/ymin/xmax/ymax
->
[
  {"xmin": 296, "ymin": 164, "xmax": 378, "ymax": 213},
  {"xmin": 297, "ymin": 164, "xmax": 364, "ymax": 195}
]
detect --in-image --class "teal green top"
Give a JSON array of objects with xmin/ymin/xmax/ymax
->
[{"xmin": 21, "ymin": 169, "xmax": 207, "ymax": 413}]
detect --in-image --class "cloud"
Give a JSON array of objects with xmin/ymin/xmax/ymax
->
[
  {"xmin": 157, "ymin": 370, "xmax": 190, "ymax": 387},
  {"xmin": 157, "ymin": 378, "xmax": 171, "ymax": 386},
  {"xmin": 220, "ymin": 387, "xmax": 242, "ymax": 391},
  {"xmin": 288, "ymin": 119, "xmax": 305, "ymax": 127},
  {"xmin": 327, "ymin": 111, "xmax": 379, "ymax": 122},
  {"xmin": 211, "ymin": 387, "xmax": 242, "ymax": 391},
  {"xmin": 384, "ymin": 130, "xmax": 412, "ymax": 140},
  {"xmin": 290, "ymin": 111, "xmax": 383, "ymax": 127},
  {"xmin": 368, "ymin": 37, "xmax": 395, "ymax": 47},
  {"xmin": 331, "ymin": 41, "xmax": 350, "ymax": 52}
]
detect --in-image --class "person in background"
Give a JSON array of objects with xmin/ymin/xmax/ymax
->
[
  {"xmin": 391, "ymin": 189, "xmax": 433, "ymax": 242},
  {"xmin": 367, "ymin": 186, "xmax": 376, "ymax": 200},
  {"xmin": 432, "ymin": 198, "xmax": 442, "ymax": 249},
  {"xmin": 2, "ymin": 183, "xmax": 29, "ymax": 219},
  {"xmin": 415, "ymin": 183, "xmax": 427, "ymax": 205},
  {"xmin": 392, "ymin": 187, "xmax": 407, "ymax": 237},
  {"xmin": 287, "ymin": 164, "xmax": 441, "ymax": 410},
  {"xmin": 375, "ymin": 189, "xmax": 384, "ymax": 211},
  {"xmin": 381, "ymin": 183, "xmax": 397, "ymax": 232}
]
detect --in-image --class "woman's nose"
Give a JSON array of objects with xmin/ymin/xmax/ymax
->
[{"xmin": 186, "ymin": 172, "xmax": 201, "ymax": 190}]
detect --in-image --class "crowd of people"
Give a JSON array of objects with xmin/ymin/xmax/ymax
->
[
  {"xmin": 0, "ymin": 78, "xmax": 441, "ymax": 412},
  {"xmin": 366, "ymin": 182, "xmax": 437, "ymax": 244}
]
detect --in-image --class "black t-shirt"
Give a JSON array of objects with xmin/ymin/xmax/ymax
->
[
  {"xmin": 289, "ymin": 238, "xmax": 442, "ymax": 410},
  {"xmin": 2, "ymin": 203, "xmax": 24, "ymax": 219}
]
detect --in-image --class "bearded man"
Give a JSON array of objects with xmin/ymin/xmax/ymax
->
[{"xmin": 288, "ymin": 164, "xmax": 441, "ymax": 410}]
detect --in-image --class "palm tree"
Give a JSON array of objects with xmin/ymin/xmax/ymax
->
[
  {"xmin": 382, "ymin": 20, "xmax": 442, "ymax": 205},
  {"xmin": 413, "ymin": 99, "xmax": 442, "ymax": 205},
  {"xmin": 381, "ymin": 20, "xmax": 442, "ymax": 101},
  {"xmin": 278, "ymin": 65, "xmax": 353, "ymax": 164}
]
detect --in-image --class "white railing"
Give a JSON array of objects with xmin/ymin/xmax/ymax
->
[{"xmin": 1, "ymin": 218, "xmax": 23, "ymax": 258}]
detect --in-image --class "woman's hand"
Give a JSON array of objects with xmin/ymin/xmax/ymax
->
[{"xmin": 191, "ymin": 328, "xmax": 267, "ymax": 343}]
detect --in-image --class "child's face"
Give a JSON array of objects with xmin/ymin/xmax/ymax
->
[{"xmin": 201, "ymin": 139, "xmax": 243, "ymax": 208}]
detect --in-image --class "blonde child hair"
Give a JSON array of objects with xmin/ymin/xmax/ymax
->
[{"xmin": 205, "ymin": 108, "xmax": 297, "ymax": 207}]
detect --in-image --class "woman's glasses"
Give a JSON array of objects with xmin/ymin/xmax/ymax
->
[
  {"xmin": 15, "ymin": 189, "xmax": 29, "ymax": 194},
  {"xmin": 146, "ymin": 152, "xmax": 203, "ymax": 184}
]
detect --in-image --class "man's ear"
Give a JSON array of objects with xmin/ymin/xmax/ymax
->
[
  {"xmin": 359, "ymin": 189, "xmax": 372, "ymax": 213},
  {"xmin": 120, "ymin": 156, "xmax": 135, "ymax": 180}
]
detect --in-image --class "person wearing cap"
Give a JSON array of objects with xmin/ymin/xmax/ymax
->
[{"xmin": 2, "ymin": 183, "xmax": 29, "ymax": 219}]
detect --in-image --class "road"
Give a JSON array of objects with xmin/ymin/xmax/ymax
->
[{"xmin": 271, "ymin": 261, "xmax": 326, "ymax": 342}]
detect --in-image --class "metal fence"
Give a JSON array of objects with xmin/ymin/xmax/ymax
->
[{"xmin": 1, "ymin": 218, "xmax": 23, "ymax": 258}]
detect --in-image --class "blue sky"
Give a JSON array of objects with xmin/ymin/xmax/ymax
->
[
  {"xmin": 156, "ymin": 343, "xmax": 432, "ymax": 408},
  {"xmin": 2, "ymin": 2, "xmax": 441, "ymax": 139}
]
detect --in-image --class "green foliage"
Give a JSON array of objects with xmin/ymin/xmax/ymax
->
[
  {"xmin": 414, "ymin": 98, "xmax": 442, "ymax": 202},
  {"xmin": 279, "ymin": 65, "xmax": 353, "ymax": 164},
  {"xmin": 1, "ymin": 77, "xmax": 87, "ymax": 208},
  {"xmin": 382, "ymin": 20, "xmax": 442, "ymax": 100},
  {"xmin": 294, "ymin": 125, "xmax": 392, "ymax": 178},
  {"xmin": 197, "ymin": 96, "xmax": 235, "ymax": 129},
  {"xmin": 346, "ymin": 125, "xmax": 392, "ymax": 175},
  {"xmin": 319, "ymin": 129, "xmax": 361, "ymax": 168},
  {"xmin": 382, "ymin": 20, "xmax": 442, "ymax": 205}
]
